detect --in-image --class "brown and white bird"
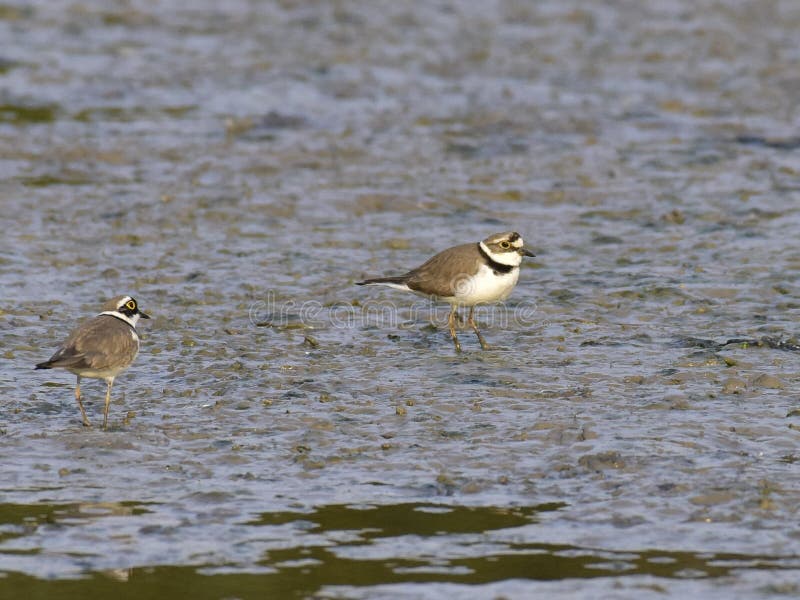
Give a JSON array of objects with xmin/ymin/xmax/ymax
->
[
  {"xmin": 356, "ymin": 232, "xmax": 534, "ymax": 352},
  {"xmin": 35, "ymin": 295, "xmax": 150, "ymax": 430}
]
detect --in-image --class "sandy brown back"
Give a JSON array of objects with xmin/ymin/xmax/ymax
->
[
  {"xmin": 39, "ymin": 315, "xmax": 139, "ymax": 372},
  {"xmin": 403, "ymin": 243, "xmax": 483, "ymax": 297}
]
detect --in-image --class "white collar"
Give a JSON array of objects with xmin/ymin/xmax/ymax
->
[
  {"xmin": 100, "ymin": 310, "xmax": 139, "ymax": 328},
  {"xmin": 479, "ymin": 241, "xmax": 522, "ymax": 267}
]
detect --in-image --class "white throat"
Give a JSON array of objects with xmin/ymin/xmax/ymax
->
[
  {"xmin": 479, "ymin": 241, "xmax": 522, "ymax": 267},
  {"xmin": 100, "ymin": 310, "xmax": 139, "ymax": 328}
]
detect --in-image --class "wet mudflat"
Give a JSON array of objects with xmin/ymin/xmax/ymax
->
[{"xmin": 2, "ymin": 1, "xmax": 800, "ymax": 598}]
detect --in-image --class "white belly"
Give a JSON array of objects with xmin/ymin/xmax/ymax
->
[
  {"xmin": 70, "ymin": 366, "xmax": 129, "ymax": 380},
  {"xmin": 450, "ymin": 264, "xmax": 520, "ymax": 306}
]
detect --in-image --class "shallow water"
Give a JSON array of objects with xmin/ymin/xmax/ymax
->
[{"xmin": 2, "ymin": 0, "xmax": 800, "ymax": 598}]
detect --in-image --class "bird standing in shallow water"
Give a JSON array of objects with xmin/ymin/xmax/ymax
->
[
  {"xmin": 35, "ymin": 295, "xmax": 150, "ymax": 430},
  {"xmin": 356, "ymin": 232, "xmax": 534, "ymax": 352}
]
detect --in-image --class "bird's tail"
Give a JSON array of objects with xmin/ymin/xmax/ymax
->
[
  {"xmin": 35, "ymin": 361, "xmax": 53, "ymax": 370},
  {"xmin": 356, "ymin": 276, "xmax": 407, "ymax": 286}
]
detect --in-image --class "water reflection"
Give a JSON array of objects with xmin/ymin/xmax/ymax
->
[{"xmin": 2, "ymin": 501, "xmax": 799, "ymax": 598}]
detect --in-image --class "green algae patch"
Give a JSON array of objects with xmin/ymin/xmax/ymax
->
[{"xmin": 0, "ymin": 103, "xmax": 58, "ymax": 124}]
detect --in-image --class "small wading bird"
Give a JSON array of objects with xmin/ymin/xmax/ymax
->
[
  {"xmin": 356, "ymin": 232, "xmax": 534, "ymax": 352},
  {"xmin": 35, "ymin": 295, "xmax": 150, "ymax": 430}
]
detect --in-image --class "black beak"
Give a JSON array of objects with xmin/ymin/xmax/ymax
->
[
  {"xmin": 520, "ymin": 247, "xmax": 535, "ymax": 257},
  {"xmin": 139, "ymin": 311, "xmax": 151, "ymax": 319}
]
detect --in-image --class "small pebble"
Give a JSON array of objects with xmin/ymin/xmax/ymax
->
[
  {"xmin": 750, "ymin": 374, "xmax": 785, "ymax": 390},
  {"xmin": 721, "ymin": 378, "xmax": 747, "ymax": 394}
]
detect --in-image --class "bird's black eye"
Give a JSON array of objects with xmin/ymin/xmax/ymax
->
[
  {"xmin": 125, "ymin": 300, "xmax": 136, "ymax": 311},
  {"xmin": 499, "ymin": 241, "xmax": 511, "ymax": 249}
]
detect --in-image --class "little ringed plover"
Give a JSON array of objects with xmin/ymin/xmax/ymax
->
[
  {"xmin": 35, "ymin": 295, "xmax": 150, "ymax": 430},
  {"xmin": 356, "ymin": 231, "xmax": 534, "ymax": 352}
]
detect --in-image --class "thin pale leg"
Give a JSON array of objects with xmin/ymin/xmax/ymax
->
[
  {"xmin": 467, "ymin": 306, "xmax": 489, "ymax": 350},
  {"xmin": 448, "ymin": 305, "xmax": 462, "ymax": 353},
  {"xmin": 75, "ymin": 375, "xmax": 91, "ymax": 427},
  {"xmin": 103, "ymin": 378, "xmax": 114, "ymax": 431}
]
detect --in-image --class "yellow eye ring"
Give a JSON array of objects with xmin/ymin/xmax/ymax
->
[
  {"xmin": 499, "ymin": 241, "xmax": 511, "ymax": 249},
  {"xmin": 126, "ymin": 300, "xmax": 136, "ymax": 311}
]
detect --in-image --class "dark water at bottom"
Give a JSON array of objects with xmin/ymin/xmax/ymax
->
[{"xmin": 3, "ymin": 500, "xmax": 799, "ymax": 599}]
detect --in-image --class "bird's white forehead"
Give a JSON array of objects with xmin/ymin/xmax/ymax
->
[{"xmin": 512, "ymin": 237, "xmax": 523, "ymax": 248}]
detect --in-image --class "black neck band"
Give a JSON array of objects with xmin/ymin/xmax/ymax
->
[{"xmin": 477, "ymin": 243, "xmax": 515, "ymax": 274}]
